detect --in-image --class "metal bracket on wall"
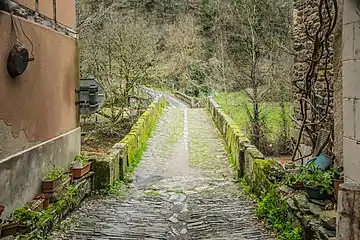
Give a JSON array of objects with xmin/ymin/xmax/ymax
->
[{"xmin": 75, "ymin": 78, "xmax": 105, "ymax": 115}]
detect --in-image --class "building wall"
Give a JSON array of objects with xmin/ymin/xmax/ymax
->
[
  {"xmin": 0, "ymin": 0, "xmax": 80, "ymax": 216},
  {"xmin": 342, "ymin": 0, "xmax": 360, "ymax": 185},
  {"xmin": 293, "ymin": 0, "xmax": 343, "ymax": 164}
]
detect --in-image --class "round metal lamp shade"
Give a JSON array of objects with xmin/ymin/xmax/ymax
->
[{"xmin": 7, "ymin": 46, "xmax": 29, "ymax": 78}]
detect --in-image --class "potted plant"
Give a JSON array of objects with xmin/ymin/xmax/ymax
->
[
  {"xmin": 332, "ymin": 167, "xmax": 344, "ymax": 201},
  {"xmin": 1, "ymin": 220, "xmax": 19, "ymax": 237},
  {"xmin": 42, "ymin": 167, "xmax": 65, "ymax": 193},
  {"xmin": 71, "ymin": 155, "xmax": 91, "ymax": 179},
  {"xmin": 12, "ymin": 207, "xmax": 40, "ymax": 234},
  {"xmin": 284, "ymin": 172, "xmax": 304, "ymax": 189},
  {"xmin": 296, "ymin": 162, "xmax": 334, "ymax": 199}
]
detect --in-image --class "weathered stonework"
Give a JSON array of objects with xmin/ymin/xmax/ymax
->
[
  {"xmin": 91, "ymin": 96, "xmax": 167, "ymax": 190},
  {"xmin": 337, "ymin": 183, "xmax": 360, "ymax": 240},
  {"xmin": 14, "ymin": 176, "xmax": 93, "ymax": 239},
  {"xmin": 293, "ymin": 0, "xmax": 340, "ymax": 162},
  {"xmin": 207, "ymin": 97, "xmax": 337, "ymax": 239}
]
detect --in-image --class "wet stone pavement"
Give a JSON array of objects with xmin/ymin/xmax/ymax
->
[{"xmin": 50, "ymin": 96, "xmax": 271, "ymax": 240}]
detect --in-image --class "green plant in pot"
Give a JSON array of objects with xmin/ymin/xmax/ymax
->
[
  {"xmin": 283, "ymin": 172, "xmax": 304, "ymax": 189},
  {"xmin": 42, "ymin": 167, "xmax": 65, "ymax": 193},
  {"xmin": 72, "ymin": 155, "xmax": 89, "ymax": 169},
  {"xmin": 12, "ymin": 207, "xmax": 40, "ymax": 233},
  {"xmin": 331, "ymin": 167, "xmax": 344, "ymax": 201},
  {"xmin": 44, "ymin": 167, "xmax": 64, "ymax": 181},
  {"xmin": 296, "ymin": 162, "xmax": 334, "ymax": 199}
]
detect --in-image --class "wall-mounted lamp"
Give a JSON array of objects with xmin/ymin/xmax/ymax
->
[
  {"xmin": 7, "ymin": 42, "xmax": 33, "ymax": 78},
  {"xmin": 5, "ymin": 10, "xmax": 35, "ymax": 79}
]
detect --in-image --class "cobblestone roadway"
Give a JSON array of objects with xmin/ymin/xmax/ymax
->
[{"xmin": 51, "ymin": 96, "xmax": 271, "ymax": 240}]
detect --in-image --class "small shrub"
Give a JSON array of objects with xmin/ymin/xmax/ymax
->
[{"xmin": 256, "ymin": 188, "xmax": 303, "ymax": 240}]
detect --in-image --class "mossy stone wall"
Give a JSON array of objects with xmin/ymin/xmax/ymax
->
[
  {"xmin": 92, "ymin": 96, "xmax": 167, "ymax": 189},
  {"xmin": 207, "ymin": 97, "xmax": 336, "ymax": 239},
  {"xmin": 206, "ymin": 97, "xmax": 263, "ymax": 175}
]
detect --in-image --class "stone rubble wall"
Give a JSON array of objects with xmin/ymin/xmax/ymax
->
[
  {"xmin": 293, "ymin": 0, "xmax": 336, "ymax": 160},
  {"xmin": 16, "ymin": 177, "xmax": 93, "ymax": 239},
  {"xmin": 206, "ymin": 96, "xmax": 336, "ymax": 239}
]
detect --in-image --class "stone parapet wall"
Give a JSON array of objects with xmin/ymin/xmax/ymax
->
[
  {"xmin": 174, "ymin": 91, "xmax": 203, "ymax": 108},
  {"xmin": 92, "ymin": 96, "xmax": 167, "ymax": 189},
  {"xmin": 207, "ymin": 97, "xmax": 336, "ymax": 239},
  {"xmin": 206, "ymin": 97, "xmax": 263, "ymax": 177}
]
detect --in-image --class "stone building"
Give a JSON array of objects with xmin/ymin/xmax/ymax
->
[
  {"xmin": 294, "ymin": 0, "xmax": 360, "ymax": 238},
  {"xmin": 0, "ymin": 0, "xmax": 79, "ymax": 217},
  {"xmin": 292, "ymin": 0, "xmax": 341, "ymax": 164}
]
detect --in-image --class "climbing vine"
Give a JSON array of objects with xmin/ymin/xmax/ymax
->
[{"xmin": 292, "ymin": 0, "xmax": 338, "ymax": 162}]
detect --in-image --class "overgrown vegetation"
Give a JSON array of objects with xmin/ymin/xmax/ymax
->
[
  {"xmin": 13, "ymin": 207, "xmax": 41, "ymax": 223},
  {"xmin": 256, "ymin": 188, "xmax": 303, "ymax": 240},
  {"xmin": 241, "ymin": 176, "xmax": 303, "ymax": 240}
]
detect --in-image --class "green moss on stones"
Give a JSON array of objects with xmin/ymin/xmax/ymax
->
[
  {"xmin": 120, "ymin": 97, "xmax": 167, "ymax": 167},
  {"xmin": 16, "ymin": 180, "xmax": 91, "ymax": 239},
  {"xmin": 93, "ymin": 156, "xmax": 115, "ymax": 190},
  {"xmin": 206, "ymin": 97, "xmax": 301, "ymax": 239}
]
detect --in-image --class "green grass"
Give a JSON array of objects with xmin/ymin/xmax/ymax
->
[{"xmin": 214, "ymin": 92, "xmax": 293, "ymax": 143}]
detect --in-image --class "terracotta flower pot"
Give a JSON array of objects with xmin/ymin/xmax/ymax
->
[
  {"xmin": 1, "ymin": 221, "xmax": 19, "ymax": 237},
  {"xmin": 71, "ymin": 162, "xmax": 91, "ymax": 179},
  {"xmin": 334, "ymin": 179, "xmax": 344, "ymax": 201},
  {"xmin": 42, "ymin": 175, "xmax": 62, "ymax": 193},
  {"xmin": 18, "ymin": 222, "xmax": 32, "ymax": 234},
  {"xmin": 291, "ymin": 181, "xmax": 304, "ymax": 189}
]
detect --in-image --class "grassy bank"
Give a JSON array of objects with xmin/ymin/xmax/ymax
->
[{"xmin": 214, "ymin": 92, "xmax": 293, "ymax": 154}]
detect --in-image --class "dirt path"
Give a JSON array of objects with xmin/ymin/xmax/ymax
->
[{"xmin": 50, "ymin": 97, "xmax": 271, "ymax": 240}]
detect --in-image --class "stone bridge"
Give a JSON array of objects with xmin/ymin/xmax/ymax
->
[{"xmin": 50, "ymin": 95, "xmax": 271, "ymax": 240}]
